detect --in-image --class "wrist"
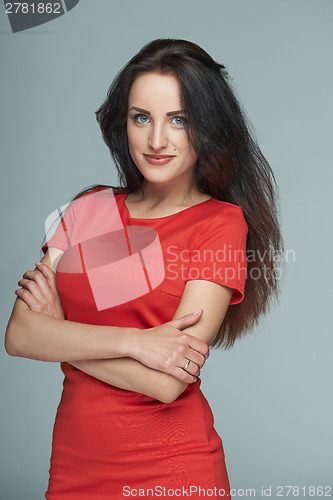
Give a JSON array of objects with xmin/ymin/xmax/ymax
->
[{"xmin": 119, "ymin": 327, "xmax": 141, "ymax": 359}]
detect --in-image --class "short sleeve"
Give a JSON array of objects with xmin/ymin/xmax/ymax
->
[
  {"xmin": 184, "ymin": 206, "xmax": 248, "ymax": 305},
  {"xmin": 41, "ymin": 195, "xmax": 86, "ymax": 255},
  {"xmin": 41, "ymin": 187, "xmax": 124, "ymax": 256}
]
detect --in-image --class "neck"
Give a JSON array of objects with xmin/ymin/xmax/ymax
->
[{"xmin": 137, "ymin": 179, "xmax": 201, "ymax": 206}]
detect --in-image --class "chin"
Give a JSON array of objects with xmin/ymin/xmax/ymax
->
[
  {"xmin": 142, "ymin": 174, "xmax": 175, "ymax": 185},
  {"xmin": 135, "ymin": 165, "xmax": 174, "ymax": 182}
]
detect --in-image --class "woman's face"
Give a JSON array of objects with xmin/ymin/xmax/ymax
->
[{"xmin": 127, "ymin": 71, "xmax": 198, "ymax": 189}]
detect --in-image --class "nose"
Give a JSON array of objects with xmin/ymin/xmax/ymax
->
[{"xmin": 148, "ymin": 123, "xmax": 168, "ymax": 151}]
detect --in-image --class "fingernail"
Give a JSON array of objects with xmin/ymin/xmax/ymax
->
[
  {"xmin": 35, "ymin": 262, "xmax": 41, "ymax": 266},
  {"xmin": 192, "ymin": 309, "xmax": 202, "ymax": 315}
]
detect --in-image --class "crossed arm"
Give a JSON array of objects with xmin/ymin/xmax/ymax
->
[{"xmin": 5, "ymin": 248, "xmax": 233, "ymax": 403}]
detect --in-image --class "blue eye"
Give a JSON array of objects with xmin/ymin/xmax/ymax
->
[
  {"xmin": 173, "ymin": 116, "xmax": 186, "ymax": 126},
  {"xmin": 134, "ymin": 114, "xmax": 149, "ymax": 124},
  {"xmin": 131, "ymin": 113, "xmax": 186, "ymax": 126}
]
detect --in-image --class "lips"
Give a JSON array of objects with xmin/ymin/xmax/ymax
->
[
  {"xmin": 143, "ymin": 154, "xmax": 176, "ymax": 166},
  {"xmin": 144, "ymin": 154, "xmax": 175, "ymax": 159}
]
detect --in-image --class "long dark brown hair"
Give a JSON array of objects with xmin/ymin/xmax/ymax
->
[{"xmin": 69, "ymin": 38, "xmax": 285, "ymax": 349}]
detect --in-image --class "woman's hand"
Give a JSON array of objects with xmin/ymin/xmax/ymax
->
[
  {"xmin": 14, "ymin": 262, "xmax": 208, "ymax": 383},
  {"xmin": 15, "ymin": 262, "xmax": 65, "ymax": 320},
  {"xmin": 129, "ymin": 311, "xmax": 209, "ymax": 383}
]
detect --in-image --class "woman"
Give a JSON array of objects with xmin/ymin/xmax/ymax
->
[{"xmin": 5, "ymin": 38, "xmax": 283, "ymax": 498}]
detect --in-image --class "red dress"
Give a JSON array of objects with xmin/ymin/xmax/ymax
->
[{"xmin": 42, "ymin": 187, "xmax": 248, "ymax": 499}]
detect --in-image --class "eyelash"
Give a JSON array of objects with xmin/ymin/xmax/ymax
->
[{"xmin": 131, "ymin": 113, "xmax": 187, "ymax": 126}]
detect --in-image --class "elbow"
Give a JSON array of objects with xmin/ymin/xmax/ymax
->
[
  {"xmin": 5, "ymin": 320, "xmax": 23, "ymax": 357},
  {"xmin": 159, "ymin": 394, "xmax": 179, "ymax": 405},
  {"xmin": 156, "ymin": 376, "xmax": 188, "ymax": 404}
]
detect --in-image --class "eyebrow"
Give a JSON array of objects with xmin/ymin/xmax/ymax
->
[{"xmin": 129, "ymin": 106, "xmax": 186, "ymax": 116}]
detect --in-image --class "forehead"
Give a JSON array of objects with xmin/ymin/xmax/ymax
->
[{"xmin": 128, "ymin": 72, "xmax": 182, "ymax": 109}]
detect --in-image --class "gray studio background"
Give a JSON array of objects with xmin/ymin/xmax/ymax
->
[{"xmin": 1, "ymin": 1, "xmax": 332, "ymax": 499}]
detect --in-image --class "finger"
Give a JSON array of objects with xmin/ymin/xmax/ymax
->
[
  {"xmin": 35, "ymin": 263, "xmax": 58, "ymax": 293},
  {"xmin": 171, "ymin": 366, "xmax": 198, "ymax": 384},
  {"xmin": 187, "ymin": 338, "xmax": 210, "ymax": 361},
  {"xmin": 183, "ymin": 348, "xmax": 207, "ymax": 369},
  {"xmin": 17, "ymin": 278, "xmax": 45, "ymax": 301},
  {"xmin": 35, "ymin": 262, "xmax": 56, "ymax": 285},
  {"xmin": 168, "ymin": 309, "xmax": 203, "ymax": 331},
  {"xmin": 15, "ymin": 288, "xmax": 42, "ymax": 311},
  {"xmin": 22, "ymin": 269, "xmax": 46, "ymax": 283},
  {"xmin": 22, "ymin": 269, "xmax": 51, "ymax": 294},
  {"xmin": 181, "ymin": 360, "xmax": 200, "ymax": 377}
]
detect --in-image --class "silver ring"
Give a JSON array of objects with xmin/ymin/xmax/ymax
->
[{"xmin": 184, "ymin": 360, "xmax": 190, "ymax": 370}]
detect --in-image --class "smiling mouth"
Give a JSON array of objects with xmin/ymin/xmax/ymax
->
[
  {"xmin": 144, "ymin": 154, "xmax": 176, "ymax": 159},
  {"xmin": 143, "ymin": 154, "xmax": 176, "ymax": 165}
]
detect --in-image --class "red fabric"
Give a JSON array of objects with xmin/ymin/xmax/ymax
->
[{"xmin": 42, "ymin": 188, "xmax": 248, "ymax": 499}]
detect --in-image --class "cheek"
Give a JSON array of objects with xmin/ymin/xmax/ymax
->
[
  {"xmin": 127, "ymin": 124, "xmax": 146, "ymax": 152},
  {"xmin": 178, "ymin": 136, "xmax": 197, "ymax": 163},
  {"xmin": 190, "ymin": 146, "xmax": 198, "ymax": 162},
  {"xmin": 173, "ymin": 131, "xmax": 194, "ymax": 153},
  {"xmin": 127, "ymin": 127, "xmax": 138, "ymax": 153}
]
